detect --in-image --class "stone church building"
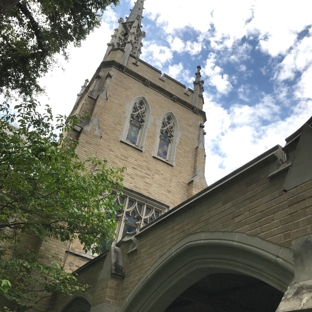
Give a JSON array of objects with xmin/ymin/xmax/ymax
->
[{"xmin": 46, "ymin": 1, "xmax": 312, "ymax": 311}]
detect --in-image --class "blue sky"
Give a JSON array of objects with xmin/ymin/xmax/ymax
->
[{"xmin": 40, "ymin": 0, "xmax": 312, "ymax": 185}]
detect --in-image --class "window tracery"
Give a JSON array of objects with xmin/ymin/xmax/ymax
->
[
  {"xmin": 115, "ymin": 193, "xmax": 166, "ymax": 241},
  {"xmin": 157, "ymin": 115, "xmax": 175, "ymax": 160},
  {"xmin": 126, "ymin": 100, "xmax": 147, "ymax": 145}
]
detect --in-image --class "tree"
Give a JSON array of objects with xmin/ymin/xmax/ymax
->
[
  {"xmin": 0, "ymin": 100, "xmax": 124, "ymax": 311},
  {"xmin": 0, "ymin": 0, "xmax": 119, "ymax": 98}
]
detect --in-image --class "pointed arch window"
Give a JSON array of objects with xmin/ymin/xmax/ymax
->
[
  {"xmin": 120, "ymin": 96, "xmax": 151, "ymax": 151},
  {"xmin": 126, "ymin": 100, "xmax": 146, "ymax": 145},
  {"xmin": 153, "ymin": 112, "xmax": 180, "ymax": 166},
  {"xmin": 157, "ymin": 115, "xmax": 174, "ymax": 160}
]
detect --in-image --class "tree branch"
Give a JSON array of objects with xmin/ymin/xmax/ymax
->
[{"xmin": 16, "ymin": 2, "xmax": 47, "ymax": 56}]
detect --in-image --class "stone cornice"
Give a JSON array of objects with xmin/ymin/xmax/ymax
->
[{"xmin": 100, "ymin": 60, "xmax": 207, "ymax": 122}]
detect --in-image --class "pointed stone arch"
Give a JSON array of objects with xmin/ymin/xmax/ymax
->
[
  {"xmin": 152, "ymin": 111, "xmax": 181, "ymax": 166},
  {"xmin": 119, "ymin": 232, "xmax": 293, "ymax": 312},
  {"xmin": 60, "ymin": 294, "xmax": 91, "ymax": 312}
]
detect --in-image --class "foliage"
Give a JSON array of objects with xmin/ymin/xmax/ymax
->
[
  {"xmin": 0, "ymin": 249, "xmax": 89, "ymax": 312},
  {"xmin": 0, "ymin": 100, "xmax": 124, "ymax": 311},
  {"xmin": 0, "ymin": 0, "xmax": 119, "ymax": 98}
]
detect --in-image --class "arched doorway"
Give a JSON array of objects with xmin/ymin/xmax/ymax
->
[
  {"xmin": 165, "ymin": 272, "xmax": 283, "ymax": 311},
  {"xmin": 120, "ymin": 232, "xmax": 293, "ymax": 312},
  {"xmin": 60, "ymin": 296, "xmax": 91, "ymax": 312}
]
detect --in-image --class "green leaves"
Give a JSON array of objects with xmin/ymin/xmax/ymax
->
[
  {"xmin": 0, "ymin": 100, "xmax": 124, "ymax": 310},
  {"xmin": 0, "ymin": 280, "xmax": 11, "ymax": 294},
  {"xmin": 0, "ymin": 249, "xmax": 89, "ymax": 311},
  {"xmin": 0, "ymin": 0, "xmax": 119, "ymax": 98}
]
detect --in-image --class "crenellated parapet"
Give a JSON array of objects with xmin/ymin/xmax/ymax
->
[{"xmin": 72, "ymin": 55, "xmax": 206, "ymax": 124}]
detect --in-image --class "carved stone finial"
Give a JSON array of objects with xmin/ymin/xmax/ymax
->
[
  {"xmin": 198, "ymin": 122, "xmax": 206, "ymax": 148},
  {"xmin": 75, "ymin": 79, "xmax": 89, "ymax": 104},
  {"xmin": 195, "ymin": 65, "xmax": 202, "ymax": 83},
  {"xmin": 192, "ymin": 65, "xmax": 205, "ymax": 107},
  {"xmin": 200, "ymin": 80, "xmax": 204, "ymax": 95}
]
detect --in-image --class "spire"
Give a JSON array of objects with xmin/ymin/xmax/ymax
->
[
  {"xmin": 103, "ymin": 0, "xmax": 146, "ymax": 66},
  {"xmin": 127, "ymin": 0, "xmax": 144, "ymax": 23}
]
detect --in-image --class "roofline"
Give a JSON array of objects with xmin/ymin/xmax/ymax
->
[
  {"xmin": 136, "ymin": 144, "xmax": 282, "ymax": 236},
  {"xmin": 285, "ymin": 116, "xmax": 312, "ymax": 145},
  {"xmin": 75, "ymin": 251, "xmax": 108, "ymax": 274}
]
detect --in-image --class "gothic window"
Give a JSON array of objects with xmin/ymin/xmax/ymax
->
[
  {"xmin": 115, "ymin": 191, "xmax": 168, "ymax": 241},
  {"xmin": 120, "ymin": 96, "xmax": 151, "ymax": 151},
  {"xmin": 153, "ymin": 112, "xmax": 180, "ymax": 166},
  {"xmin": 157, "ymin": 115, "xmax": 175, "ymax": 160},
  {"xmin": 126, "ymin": 100, "xmax": 146, "ymax": 145}
]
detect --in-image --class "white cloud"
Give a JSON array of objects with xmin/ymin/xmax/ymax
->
[
  {"xmin": 247, "ymin": 1, "xmax": 312, "ymax": 57},
  {"xmin": 204, "ymin": 96, "xmax": 231, "ymax": 142},
  {"xmin": 167, "ymin": 36, "xmax": 203, "ymax": 56},
  {"xmin": 204, "ymin": 92, "xmax": 312, "ymax": 184},
  {"xmin": 295, "ymin": 67, "xmax": 312, "ymax": 100},
  {"xmin": 273, "ymin": 82, "xmax": 291, "ymax": 105},
  {"xmin": 144, "ymin": 0, "xmax": 213, "ymax": 33},
  {"xmin": 228, "ymin": 43, "xmax": 252, "ymax": 64},
  {"xmin": 38, "ymin": 8, "xmax": 117, "ymax": 117},
  {"xmin": 185, "ymin": 41, "xmax": 203, "ymax": 55},
  {"xmin": 230, "ymin": 95, "xmax": 280, "ymax": 128},
  {"xmin": 202, "ymin": 54, "xmax": 232, "ymax": 95},
  {"xmin": 167, "ymin": 36, "xmax": 185, "ymax": 53},
  {"xmin": 167, "ymin": 63, "xmax": 193, "ymax": 85},
  {"xmin": 210, "ymin": 74, "xmax": 232, "ymax": 95},
  {"xmin": 140, "ymin": 42, "xmax": 173, "ymax": 67},
  {"xmin": 237, "ymin": 85, "xmax": 250, "ymax": 102},
  {"xmin": 277, "ymin": 34, "xmax": 312, "ymax": 81},
  {"xmin": 208, "ymin": 0, "xmax": 254, "ymax": 47},
  {"xmin": 145, "ymin": 0, "xmax": 311, "ymax": 60},
  {"xmin": 168, "ymin": 63, "xmax": 184, "ymax": 79}
]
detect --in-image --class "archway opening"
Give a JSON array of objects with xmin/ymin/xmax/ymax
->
[
  {"xmin": 165, "ymin": 272, "xmax": 283, "ymax": 312},
  {"xmin": 61, "ymin": 297, "xmax": 91, "ymax": 312},
  {"xmin": 120, "ymin": 233, "xmax": 292, "ymax": 312}
]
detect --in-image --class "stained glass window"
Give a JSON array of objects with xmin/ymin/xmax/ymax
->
[
  {"xmin": 157, "ymin": 115, "xmax": 174, "ymax": 160},
  {"xmin": 115, "ymin": 194, "xmax": 166, "ymax": 241},
  {"xmin": 126, "ymin": 100, "xmax": 146, "ymax": 146}
]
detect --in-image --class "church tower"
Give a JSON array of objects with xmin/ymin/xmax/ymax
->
[{"xmin": 67, "ymin": 0, "xmax": 207, "ymax": 242}]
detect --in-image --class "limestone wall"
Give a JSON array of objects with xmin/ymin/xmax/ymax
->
[
  {"xmin": 75, "ymin": 64, "xmax": 206, "ymax": 209},
  {"xmin": 87, "ymin": 146, "xmax": 312, "ymax": 309}
]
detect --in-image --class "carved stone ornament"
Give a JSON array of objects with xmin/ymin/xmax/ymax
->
[
  {"xmin": 144, "ymin": 79, "xmax": 150, "ymax": 87},
  {"xmin": 171, "ymin": 95, "xmax": 177, "ymax": 102},
  {"xmin": 111, "ymin": 244, "xmax": 125, "ymax": 278}
]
